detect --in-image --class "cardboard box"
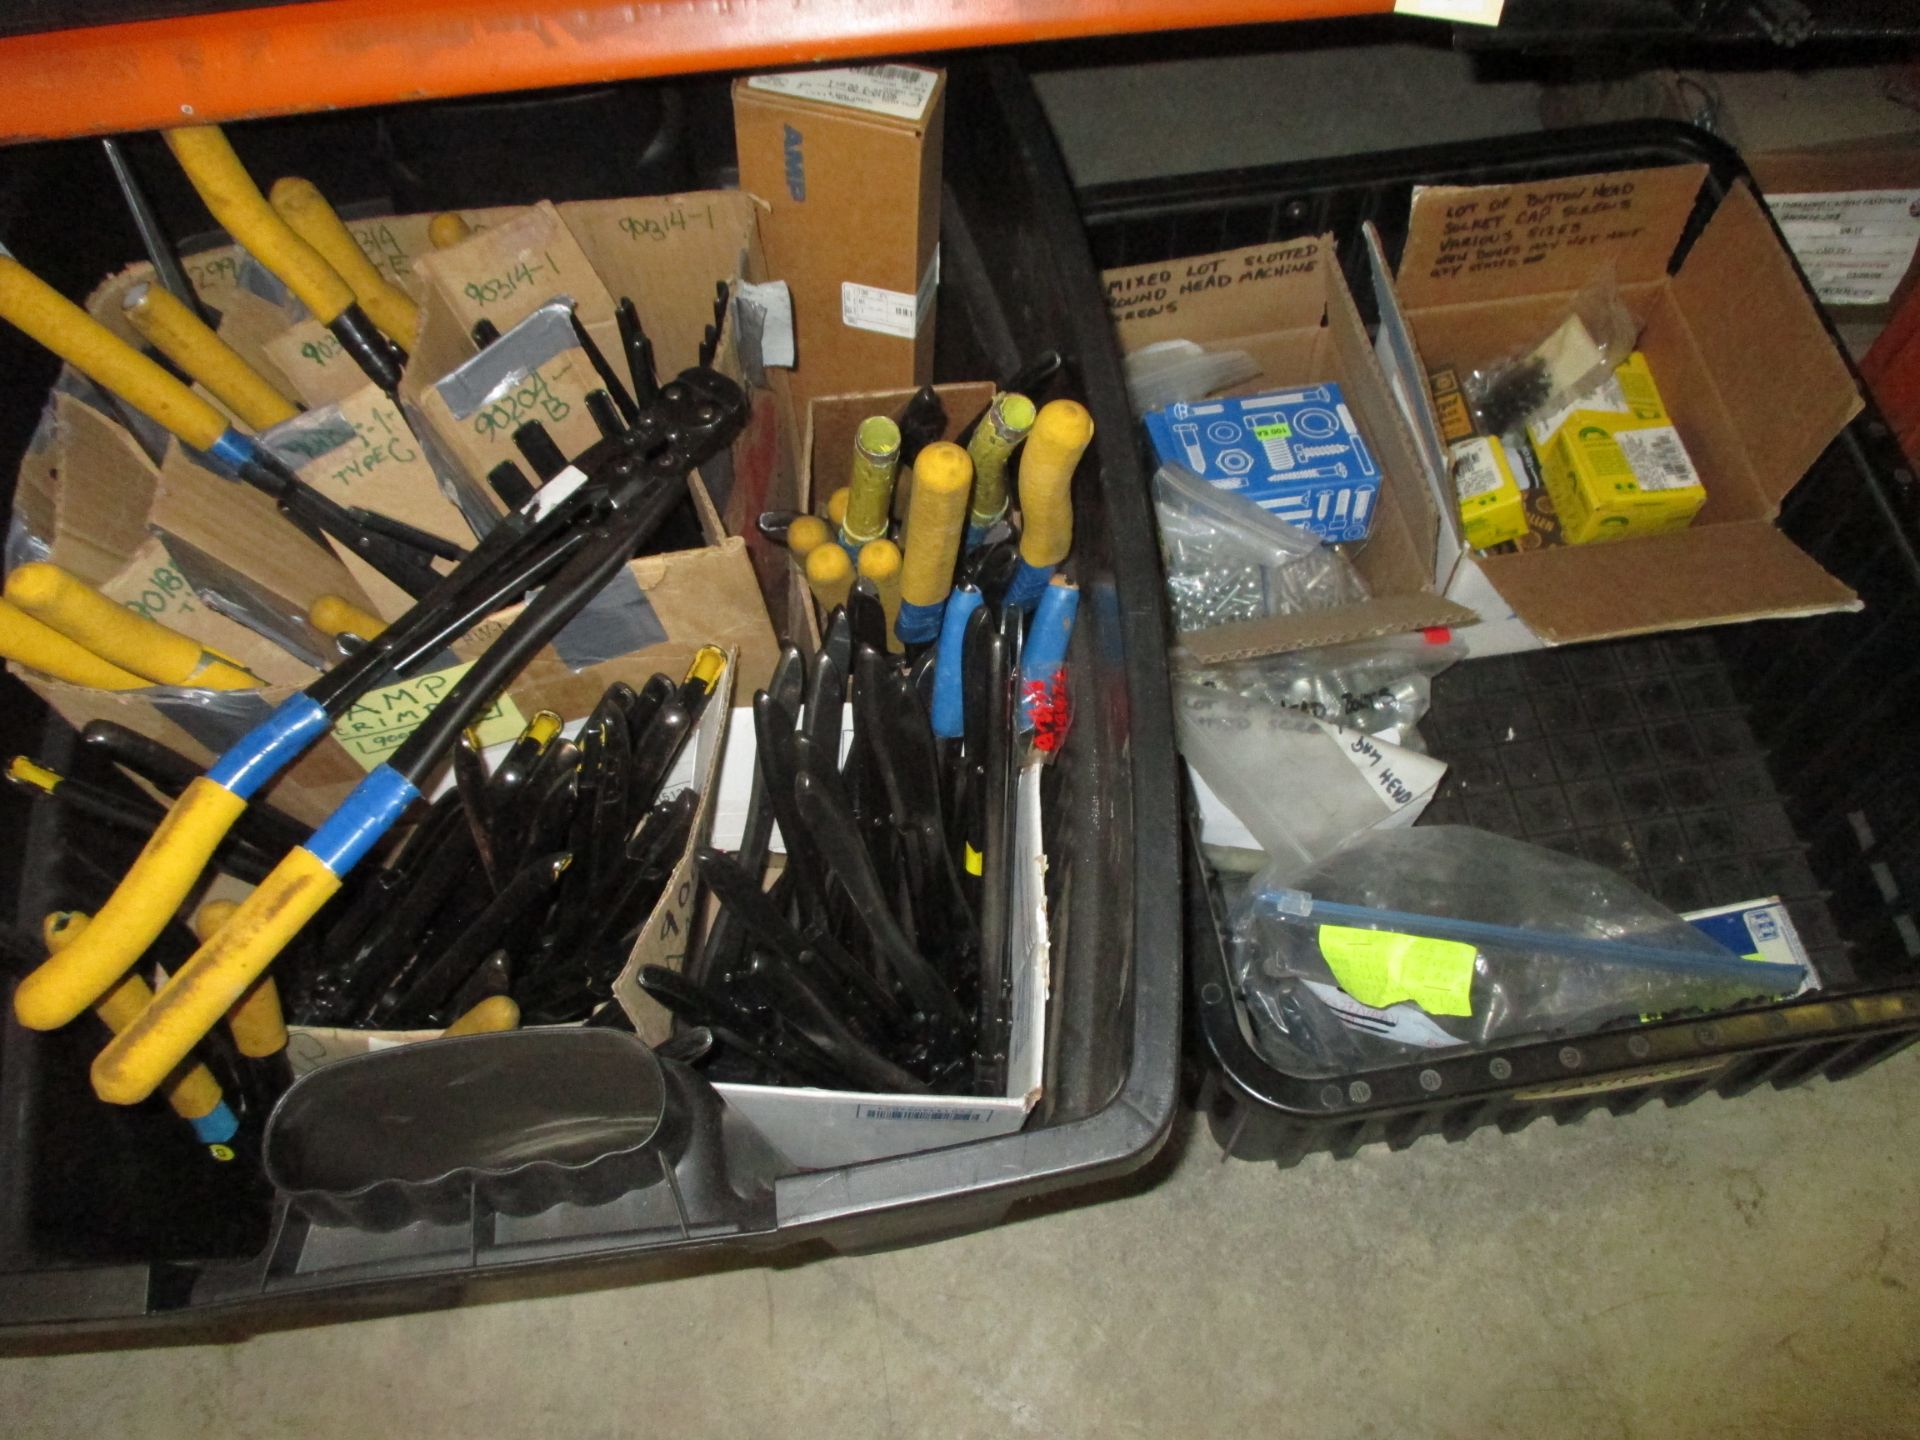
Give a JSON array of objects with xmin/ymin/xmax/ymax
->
[
  {"xmin": 286, "ymin": 651, "xmax": 740, "ymax": 1070},
  {"xmin": 1751, "ymin": 135, "xmax": 1920, "ymax": 316},
  {"xmin": 734, "ymin": 66, "xmax": 946, "ymax": 409},
  {"xmin": 14, "ymin": 192, "xmax": 793, "ymax": 818},
  {"xmin": 1144, "ymin": 383, "xmax": 1382, "ymax": 544},
  {"xmin": 1102, "ymin": 235, "xmax": 1474, "ymax": 661},
  {"xmin": 1373, "ymin": 164, "xmax": 1864, "ymax": 655},
  {"xmin": 290, "ymin": 689, "xmax": 1050, "ymax": 1171},
  {"xmin": 794, "ymin": 381, "xmax": 995, "ymax": 637},
  {"xmin": 702, "ymin": 712, "xmax": 1049, "ymax": 1170}
]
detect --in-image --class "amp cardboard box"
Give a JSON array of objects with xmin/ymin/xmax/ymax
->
[{"xmin": 1373, "ymin": 163, "xmax": 1864, "ymax": 656}]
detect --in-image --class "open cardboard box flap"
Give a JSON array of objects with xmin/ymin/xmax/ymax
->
[
  {"xmin": 1390, "ymin": 162, "xmax": 1865, "ymax": 653},
  {"xmin": 1105, "ymin": 235, "xmax": 1475, "ymax": 661}
]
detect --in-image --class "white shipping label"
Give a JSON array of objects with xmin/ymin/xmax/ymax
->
[
  {"xmin": 1769, "ymin": 189, "xmax": 1920, "ymax": 306},
  {"xmin": 1394, "ymin": 0, "xmax": 1504, "ymax": 24},
  {"xmin": 1615, "ymin": 425, "xmax": 1701, "ymax": 492},
  {"xmin": 746, "ymin": 65, "xmax": 939, "ymax": 122},
  {"xmin": 1450, "ymin": 437, "xmax": 1505, "ymax": 499},
  {"xmin": 841, "ymin": 248, "xmax": 939, "ymax": 340}
]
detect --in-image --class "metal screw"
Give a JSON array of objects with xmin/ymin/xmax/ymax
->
[
  {"xmin": 1419, "ymin": 1069, "xmax": 1442, "ymax": 1092},
  {"xmin": 1489, "ymin": 1057, "xmax": 1512, "ymax": 1081},
  {"xmin": 1559, "ymin": 1046, "xmax": 1583, "ymax": 1069},
  {"xmin": 1348, "ymin": 1080, "xmax": 1372, "ymax": 1104}
]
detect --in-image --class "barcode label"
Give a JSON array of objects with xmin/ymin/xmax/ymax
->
[
  {"xmin": 747, "ymin": 66, "xmax": 939, "ymax": 121},
  {"xmin": 1616, "ymin": 425, "xmax": 1700, "ymax": 492},
  {"xmin": 856, "ymin": 1105, "xmax": 994, "ymax": 1123},
  {"xmin": 1450, "ymin": 437, "xmax": 1505, "ymax": 499},
  {"xmin": 841, "ymin": 248, "xmax": 938, "ymax": 340}
]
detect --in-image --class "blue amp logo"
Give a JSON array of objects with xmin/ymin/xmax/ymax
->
[{"xmin": 782, "ymin": 124, "xmax": 805, "ymax": 201}]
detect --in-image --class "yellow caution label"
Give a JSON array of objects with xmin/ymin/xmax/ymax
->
[{"xmin": 1318, "ymin": 925, "xmax": 1475, "ymax": 1017}]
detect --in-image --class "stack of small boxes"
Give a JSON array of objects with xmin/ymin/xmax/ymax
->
[{"xmin": 1441, "ymin": 351, "xmax": 1707, "ymax": 552}]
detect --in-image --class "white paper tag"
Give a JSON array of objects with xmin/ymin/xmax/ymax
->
[
  {"xmin": 841, "ymin": 247, "xmax": 939, "ymax": 340},
  {"xmin": 1315, "ymin": 721, "xmax": 1448, "ymax": 823},
  {"xmin": 1302, "ymin": 979, "xmax": 1465, "ymax": 1048},
  {"xmin": 1769, "ymin": 189, "xmax": 1920, "ymax": 306},
  {"xmin": 1394, "ymin": 0, "xmax": 1504, "ymax": 25},
  {"xmin": 747, "ymin": 65, "xmax": 938, "ymax": 122}
]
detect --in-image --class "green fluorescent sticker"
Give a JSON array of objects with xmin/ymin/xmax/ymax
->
[
  {"xmin": 331, "ymin": 661, "xmax": 527, "ymax": 771},
  {"xmin": 1317, "ymin": 924, "xmax": 1476, "ymax": 1017},
  {"xmin": 1250, "ymin": 421, "xmax": 1292, "ymax": 440}
]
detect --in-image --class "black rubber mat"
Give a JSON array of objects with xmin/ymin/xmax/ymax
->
[{"xmin": 1418, "ymin": 632, "xmax": 1852, "ymax": 985}]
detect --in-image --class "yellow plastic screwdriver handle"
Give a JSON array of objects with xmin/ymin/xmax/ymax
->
[
  {"xmin": 428, "ymin": 212, "xmax": 474, "ymax": 250},
  {"xmin": 46, "ymin": 913, "xmax": 227, "ymax": 1124},
  {"xmin": 966, "ymin": 392, "xmax": 1037, "ymax": 530},
  {"xmin": 93, "ymin": 848, "xmax": 341, "ymax": 1105},
  {"xmin": 1018, "ymin": 400, "xmax": 1095, "ymax": 569},
  {"xmin": 269, "ymin": 178, "xmax": 421, "ymax": 351},
  {"xmin": 0, "ymin": 598, "xmax": 149, "ymax": 690},
  {"xmin": 0, "ymin": 256, "xmax": 230, "ymax": 451},
  {"xmin": 899, "ymin": 441, "xmax": 974, "ymax": 609},
  {"xmin": 5, "ymin": 563, "xmax": 260, "ymax": 691},
  {"xmin": 444, "ymin": 994, "xmax": 521, "ymax": 1037},
  {"xmin": 805, "ymin": 543, "xmax": 854, "ymax": 614},
  {"xmin": 857, "ymin": 539, "xmax": 905, "ymax": 653},
  {"xmin": 14, "ymin": 777, "xmax": 249, "ymax": 1030},
  {"xmin": 121, "ymin": 282, "xmax": 298, "ymax": 431},
  {"xmin": 842, "ymin": 416, "xmax": 901, "ymax": 547},
  {"xmin": 308, "ymin": 593, "xmax": 387, "ymax": 641},
  {"xmin": 786, "ymin": 514, "xmax": 831, "ymax": 563},
  {"xmin": 192, "ymin": 898, "xmax": 287, "ymax": 1059},
  {"xmin": 825, "ymin": 487, "xmax": 851, "ymax": 534},
  {"xmin": 164, "ymin": 127, "xmax": 356, "ymax": 326}
]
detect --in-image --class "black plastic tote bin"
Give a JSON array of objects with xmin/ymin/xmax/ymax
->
[
  {"xmin": 0, "ymin": 56, "xmax": 1180, "ymax": 1334},
  {"xmin": 1079, "ymin": 121, "xmax": 1920, "ymax": 1167}
]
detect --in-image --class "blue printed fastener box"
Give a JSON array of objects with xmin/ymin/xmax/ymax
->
[{"xmin": 1144, "ymin": 383, "xmax": 1380, "ymax": 543}]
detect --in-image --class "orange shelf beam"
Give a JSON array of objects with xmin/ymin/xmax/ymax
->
[{"xmin": 0, "ymin": 0, "xmax": 1392, "ymax": 144}]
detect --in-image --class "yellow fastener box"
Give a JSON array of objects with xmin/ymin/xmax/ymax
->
[
  {"xmin": 1450, "ymin": 435, "xmax": 1527, "ymax": 550},
  {"xmin": 1536, "ymin": 413, "xmax": 1706, "ymax": 546}
]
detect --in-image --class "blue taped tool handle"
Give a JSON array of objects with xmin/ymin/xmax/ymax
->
[
  {"xmin": 304, "ymin": 766, "xmax": 420, "ymax": 876},
  {"xmin": 191, "ymin": 1100, "xmax": 239, "ymax": 1145},
  {"xmin": 1018, "ymin": 581, "xmax": 1079, "ymax": 734},
  {"xmin": 205, "ymin": 428, "xmax": 256, "ymax": 472},
  {"xmin": 895, "ymin": 597, "xmax": 946, "ymax": 647},
  {"xmin": 1001, "ymin": 560, "xmax": 1055, "ymax": 613},
  {"xmin": 931, "ymin": 587, "xmax": 984, "ymax": 738},
  {"xmin": 204, "ymin": 693, "xmax": 330, "ymax": 798}
]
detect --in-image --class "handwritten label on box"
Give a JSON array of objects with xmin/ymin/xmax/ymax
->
[{"xmin": 332, "ymin": 661, "xmax": 526, "ymax": 770}]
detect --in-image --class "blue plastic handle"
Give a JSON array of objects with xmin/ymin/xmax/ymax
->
[
  {"xmin": 931, "ymin": 586, "xmax": 984, "ymax": 739},
  {"xmin": 1018, "ymin": 580, "xmax": 1079, "ymax": 734}
]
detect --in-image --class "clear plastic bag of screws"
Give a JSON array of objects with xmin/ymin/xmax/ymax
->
[
  {"xmin": 1180, "ymin": 632, "xmax": 1464, "ymax": 744},
  {"xmin": 1152, "ymin": 463, "xmax": 1367, "ymax": 633}
]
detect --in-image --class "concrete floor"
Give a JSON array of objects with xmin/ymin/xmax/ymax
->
[
  {"xmin": 3, "ymin": 1049, "xmax": 1917, "ymax": 1437},
  {"xmin": 5, "ymin": 32, "xmax": 1920, "ymax": 1438}
]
